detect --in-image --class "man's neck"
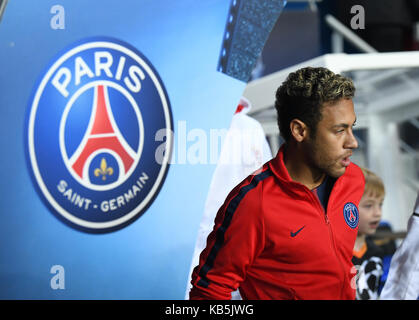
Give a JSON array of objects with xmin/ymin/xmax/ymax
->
[{"xmin": 283, "ymin": 143, "xmax": 325, "ymax": 190}]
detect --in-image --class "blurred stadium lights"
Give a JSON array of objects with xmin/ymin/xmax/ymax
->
[
  {"xmin": 0, "ymin": 0, "xmax": 8, "ymax": 23},
  {"xmin": 217, "ymin": 0, "xmax": 287, "ymax": 82}
]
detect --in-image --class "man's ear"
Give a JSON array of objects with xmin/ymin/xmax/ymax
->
[{"xmin": 289, "ymin": 119, "xmax": 308, "ymax": 142}]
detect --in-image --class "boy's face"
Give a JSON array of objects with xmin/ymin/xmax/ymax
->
[{"xmin": 358, "ymin": 194, "xmax": 384, "ymax": 235}]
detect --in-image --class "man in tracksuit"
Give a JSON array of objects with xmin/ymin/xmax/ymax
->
[{"xmin": 190, "ymin": 67, "xmax": 365, "ymax": 300}]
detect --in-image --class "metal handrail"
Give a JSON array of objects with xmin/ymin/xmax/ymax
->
[{"xmin": 325, "ymin": 14, "xmax": 378, "ymax": 54}]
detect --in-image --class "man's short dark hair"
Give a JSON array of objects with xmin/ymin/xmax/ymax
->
[{"xmin": 275, "ymin": 67, "xmax": 355, "ymax": 142}]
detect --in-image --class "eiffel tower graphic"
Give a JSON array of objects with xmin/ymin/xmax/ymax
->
[
  {"xmin": 69, "ymin": 85, "xmax": 136, "ymax": 182},
  {"xmin": 349, "ymin": 208, "xmax": 356, "ymax": 222}
]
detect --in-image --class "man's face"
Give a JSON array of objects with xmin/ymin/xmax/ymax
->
[{"xmin": 304, "ymin": 98, "xmax": 358, "ymax": 178}]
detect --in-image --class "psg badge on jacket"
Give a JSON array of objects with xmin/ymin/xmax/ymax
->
[{"xmin": 25, "ymin": 37, "xmax": 173, "ymax": 233}]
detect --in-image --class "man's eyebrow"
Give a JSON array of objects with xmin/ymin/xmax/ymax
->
[
  {"xmin": 332, "ymin": 123, "xmax": 350, "ymax": 129},
  {"xmin": 332, "ymin": 118, "xmax": 357, "ymax": 129}
]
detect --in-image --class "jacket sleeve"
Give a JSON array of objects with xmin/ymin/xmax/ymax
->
[{"xmin": 189, "ymin": 176, "xmax": 265, "ymax": 300}]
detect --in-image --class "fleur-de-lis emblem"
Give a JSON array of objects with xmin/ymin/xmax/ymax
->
[{"xmin": 94, "ymin": 158, "xmax": 114, "ymax": 180}]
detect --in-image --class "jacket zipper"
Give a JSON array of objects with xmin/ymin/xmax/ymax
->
[
  {"xmin": 307, "ymin": 189, "xmax": 347, "ymax": 299},
  {"xmin": 325, "ymin": 211, "xmax": 347, "ymax": 299}
]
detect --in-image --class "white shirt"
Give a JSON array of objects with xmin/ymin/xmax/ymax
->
[{"xmin": 380, "ymin": 192, "xmax": 419, "ymax": 300}]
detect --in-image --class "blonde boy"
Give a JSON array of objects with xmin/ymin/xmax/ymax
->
[{"xmin": 352, "ymin": 167, "xmax": 386, "ymax": 300}]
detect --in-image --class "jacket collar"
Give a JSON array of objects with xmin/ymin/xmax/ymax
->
[
  {"xmin": 268, "ymin": 143, "xmax": 295, "ymax": 184},
  {"xmin": 268, "ymin": 143, "xmax": 347, "ymax": 190}
]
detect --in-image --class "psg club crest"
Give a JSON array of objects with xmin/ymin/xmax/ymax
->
[
  {"xmin": 343, "ymin": 202, "xmax": 359, "ymax": 229},
  {"xmin": 25, "ymin": 37, "xmax": 173, "ymax": 233}
]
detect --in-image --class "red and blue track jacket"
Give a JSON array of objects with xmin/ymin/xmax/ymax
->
[{"xmin": 190, "ymin": 146, "xmax": 365, "ymax": 300}]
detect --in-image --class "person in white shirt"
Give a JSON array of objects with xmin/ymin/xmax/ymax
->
[{"xmin": 380, "ymin": 191, "xmax": 419, "ymax": 300}]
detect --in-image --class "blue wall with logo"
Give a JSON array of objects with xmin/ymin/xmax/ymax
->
[{"xmin": 0, "ymin": 0, "xmax": 284, "ymax": 299}]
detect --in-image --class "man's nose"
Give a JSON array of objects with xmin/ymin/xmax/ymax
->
[{"xmin": 345, "ymin": 130, "xmax": 358, "ymax": 149}]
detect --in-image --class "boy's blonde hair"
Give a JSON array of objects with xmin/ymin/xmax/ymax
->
[{"xmin": 361, "ymin": 167, "xmax": 385, "ymax": 199}]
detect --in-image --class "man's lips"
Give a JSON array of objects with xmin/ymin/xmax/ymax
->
[{"xmin": 341, "ymin": 153, "xmax": 352, "ymax": 167}]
